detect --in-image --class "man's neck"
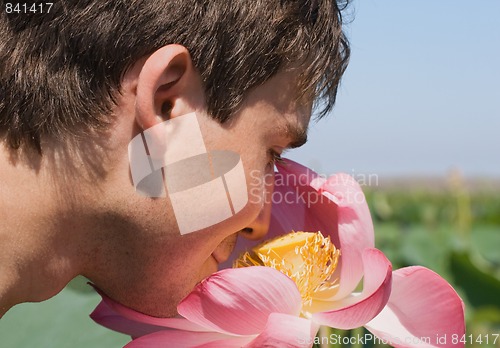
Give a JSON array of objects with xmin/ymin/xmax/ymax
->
[{"xmin": 0, "ymin": 144, "xmax": 84, "ymax": 317}]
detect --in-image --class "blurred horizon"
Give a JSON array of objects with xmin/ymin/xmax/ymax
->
[{"xmin": 288, "ymin": 0, "xmax": 500, "ymax": 179}]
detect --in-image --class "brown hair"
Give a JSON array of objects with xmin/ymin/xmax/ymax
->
[{"xmin": 0, "ymin": 0, "xmax": 350, "ymax": 151}]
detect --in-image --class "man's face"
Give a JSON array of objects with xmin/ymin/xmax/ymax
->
[{"xmin": 97, "ymin": 69, "xmax": 311, "ymax": 316}]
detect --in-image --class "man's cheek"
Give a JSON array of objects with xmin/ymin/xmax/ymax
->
[
  {"xmin": 128, "ymin": 112, "xmax": 251, "ymax": 236},
  {"xmin": 166, "ymin": 149, "xmax": 248, "ymax": 235}
]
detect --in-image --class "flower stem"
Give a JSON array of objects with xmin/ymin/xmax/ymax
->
[{"xmin": 351, "ymin": 327, "xmax": 364, "ymax": 348}]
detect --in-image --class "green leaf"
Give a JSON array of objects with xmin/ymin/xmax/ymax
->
[
  {"xmin": 399, "ymin": 225, "xmax": 452, "ymax": 276},
  {"xmin": 471, "ymin": 226, "xmax": 500, "ymax": 266},
  {"xmin": 449, "ymin": 252, "xmax": 500, "ymax": 309}
]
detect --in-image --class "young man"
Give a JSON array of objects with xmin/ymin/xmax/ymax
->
[{"xmin": 0, "ymin": 1, "xmax": 349, "ymax": 318}]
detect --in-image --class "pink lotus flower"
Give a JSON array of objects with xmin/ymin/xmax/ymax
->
[
  {"xmin": 91, "ymin": 267, "xmax": 321, "ymax": 347},
  {"xmin": 91, "ymin": 159, "xmax": 465, "ymax": 348}
]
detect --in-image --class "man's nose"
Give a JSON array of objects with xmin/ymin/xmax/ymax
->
[
  {"xmin": 240, "ymin": 177, "xmax": 274, "ymax": 241},
  {"xmin": 240, "ymin": 202, "xmax": 272, "ymax": 240}
]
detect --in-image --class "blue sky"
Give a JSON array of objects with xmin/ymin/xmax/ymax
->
[{"xmin": 288, "ymin": 0, "xmax": 500, "ymax": 178}]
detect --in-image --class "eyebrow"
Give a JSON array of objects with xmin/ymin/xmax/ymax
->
[{"xmin": 279, "ymin": 121, "xmax": 308, "ymax": 149}]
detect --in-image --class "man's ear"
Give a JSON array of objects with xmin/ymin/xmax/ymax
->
[{"xmin": 135, "ymin": 44, "xmax": 203, "ymax": 131}]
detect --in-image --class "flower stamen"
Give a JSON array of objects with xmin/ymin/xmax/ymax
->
[{"xmin": 234, "ymin": 231, "xmax": 341, "ymax": 307}]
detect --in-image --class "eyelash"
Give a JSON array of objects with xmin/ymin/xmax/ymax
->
[{"xmin": 268, "ymin": 149, "xmax": 286, "ymax": 165}]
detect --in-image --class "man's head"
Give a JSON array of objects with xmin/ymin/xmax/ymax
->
[
  {"xmin": 0, "ymin": 0, "xmax": 350, "ymax": 316},
  {"xmin": 0, "ymin": 0, "xmax": 349, "ymax": 150}
]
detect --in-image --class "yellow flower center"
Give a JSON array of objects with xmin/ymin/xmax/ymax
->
[{"xmin": 234, "ymin": 231, "xmax": 340, "ymax": 309}]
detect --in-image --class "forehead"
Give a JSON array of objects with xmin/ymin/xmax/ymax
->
[
  {"xmin": 243, "ymin": 68, "xmax": 314, "ymax": 113},
  {"xmin": 238, "ymin": 69, "xmax": 312, "ymax": 134}
]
